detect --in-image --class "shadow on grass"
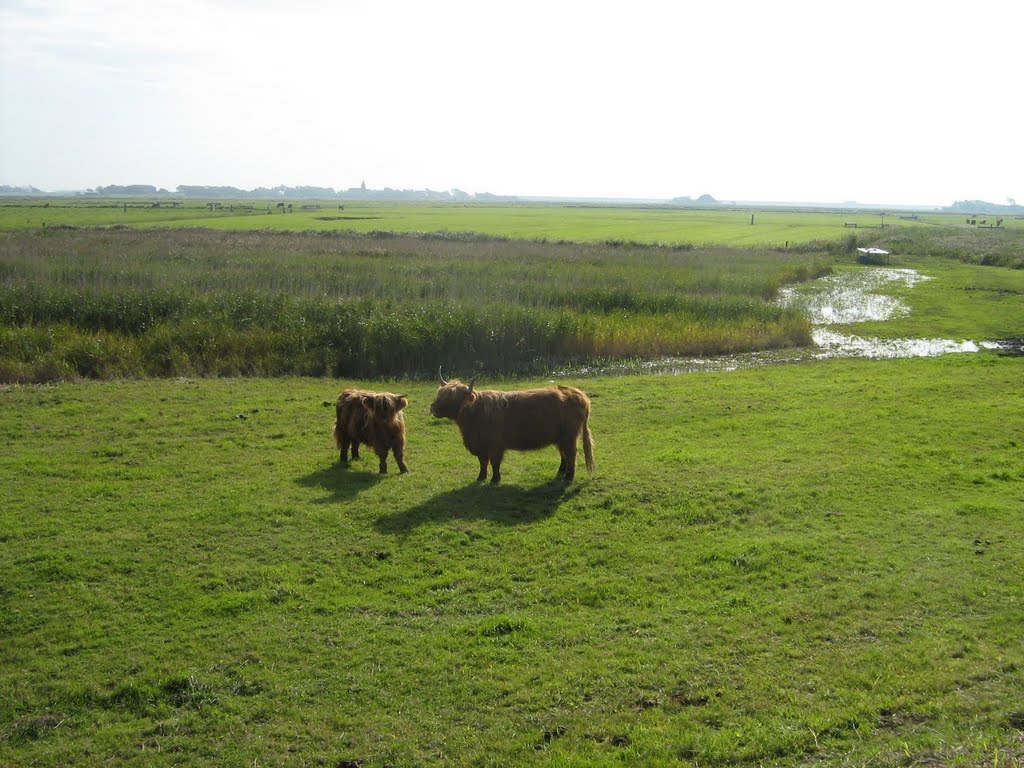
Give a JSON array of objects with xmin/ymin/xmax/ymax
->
[
  {"xmin": 295, "ymin": 461, "xmax": 385, "ymax": 503},
  {"xmin": 374, "ymin": 479, "xmax": 579, "ymax": 534}
]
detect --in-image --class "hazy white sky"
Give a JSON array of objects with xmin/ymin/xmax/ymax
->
[{"xmin": 1, "ymin": 0, "xmax": 1021, "ymax": 205}]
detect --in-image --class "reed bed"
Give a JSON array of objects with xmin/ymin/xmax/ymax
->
[
  {"xmin": 870, "ymin": 226, "xmax": 1024, "ymax": 269},
  {"xmin": 0, "ymin": 228, "xmax": 828, "ymax": 381}
]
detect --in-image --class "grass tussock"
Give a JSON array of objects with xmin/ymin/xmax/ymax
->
[{"xmin": 0, "ymin": 228, "xmax": 826, "ymax": 381}]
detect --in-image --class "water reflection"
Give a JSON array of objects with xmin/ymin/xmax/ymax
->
[
  {"xmin": 777, "ymin": 268, "xmax": 929, "ymax": 324},
  {"xmin": 783, "ymin": 267, "xmax": 997, "ymax": 361},
  {"xmin": 812, "ymin": 329, "xmax": 994, "ymax": 359}
]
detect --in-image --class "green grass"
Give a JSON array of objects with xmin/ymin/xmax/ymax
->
[{"xmin": 2, "ymin": 354, "xmax": 1022, "ymax": 766}]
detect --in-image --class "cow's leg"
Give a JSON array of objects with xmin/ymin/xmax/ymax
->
[
  {"xmin": 559, "ymin": 439, "xmax": 577, "ymax": 481},
  {"xmin": 476, "ymin": 455, "xmax": 488, "ymax": 482},
  {"xmin": 376, "ymin": 447, "xmax": 388, "ymax": 474},
  {"xmin": 339, "ymin": 433, "xmax": 352, "ymax": 463},
  {"xmin": 489, "ymin": 450, "xmax": 504, "ymax": 484},
  {"xmin": 351, "ymin": 440, "xmax": 361, "ymax": 460},
  {"xmin": 393, "ymin": 445, "xmax": 408, "ymax": 474}
]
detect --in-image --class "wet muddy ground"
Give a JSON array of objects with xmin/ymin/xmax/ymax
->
[
  {"xmin": 779, "ymin": 268, "xmax": 1004, "ymax": 361},
  {"xmin": 557, "ymin": 267, "xmax": 1011, "ymax": 377}
]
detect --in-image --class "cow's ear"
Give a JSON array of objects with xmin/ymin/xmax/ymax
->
[
  {"xmin": 395, "ymin": 396, "xmax": 408, "ymax": 411},
  {"xmin": 359, "ymin": 395, "xmax": 373, "ymax": 410}
]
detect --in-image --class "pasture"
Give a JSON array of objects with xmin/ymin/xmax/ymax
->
[
  {"xmin": 4, "ymin": 198, "xmax": 1021, "ymax": 248},
  {"xmin": 1, "ymin": 355, "xmax": 1022, "ymax": 766}
]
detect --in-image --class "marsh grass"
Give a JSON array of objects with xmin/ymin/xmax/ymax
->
[
  {"xmin": 0, "ymin": 229, "xmax": 825, "ymax": 381},
  {"xmin": 870, "ymin": 226, "xmax": 1024, "ymax": 269}
]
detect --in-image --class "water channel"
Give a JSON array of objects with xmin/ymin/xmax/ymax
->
[{"xmin": 556, "ymin": 267, "xmax": 1003, "ymax": 377}]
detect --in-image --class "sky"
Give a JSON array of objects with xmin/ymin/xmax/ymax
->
[{"xmin": 1, "ymin": 0, "xmax": 1021, "ymax": 206}]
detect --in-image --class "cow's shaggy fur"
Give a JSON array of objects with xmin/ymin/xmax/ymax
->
[
  {"xmin": 430, "ymin": 379, "xmax": 594, "ymax": 483},
  {"xmin": 334, "ymin": 389, "xmax": 409, "ymax": 474}
]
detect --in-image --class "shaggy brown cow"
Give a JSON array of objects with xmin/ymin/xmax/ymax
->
[
  {"xmin": 430, "ymin": 372, "xmax": 594, "ymax": 484},
  {"xmin": 333, "ymin": 389, "xmax": 409, "ymax": 474}
]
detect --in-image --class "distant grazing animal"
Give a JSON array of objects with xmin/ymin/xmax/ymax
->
[
  {"xmin": 430, "ymin": 370, "xmax": 594, "ymax": 484},
  {"xmin": 334, "ymin": 389, "xmax": 409, "ymax": 474}
]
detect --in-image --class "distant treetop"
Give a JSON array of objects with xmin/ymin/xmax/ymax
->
[{"xmin": 670, "ymin": 194, "xmax": 718, "ymax": 206}]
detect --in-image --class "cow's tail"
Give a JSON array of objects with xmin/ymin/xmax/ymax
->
[
  {"xmin": 333, "ymin": 400, "xmax": 344, "ymax": 449},
  {"xmin": 582, "ymin": 416, "xmax": 595, "ymax": 474}
]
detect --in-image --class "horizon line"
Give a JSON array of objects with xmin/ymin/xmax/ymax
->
[{"xmin": 3, "ymin": 183, "xmax": 1019, "ymax": 211}]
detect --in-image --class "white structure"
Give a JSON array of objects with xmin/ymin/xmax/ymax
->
[{"xmin": 856, "ymin": 247, "xmax": 891, "ymax": 264}]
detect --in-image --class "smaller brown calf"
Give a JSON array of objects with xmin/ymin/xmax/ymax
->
[{"xmin": 333, "ymin": 389, "xmax": 409, "ymax": 474}]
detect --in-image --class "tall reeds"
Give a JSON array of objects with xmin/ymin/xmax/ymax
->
[{"xmin": 0, "ymin": 228, "xmax": 827, "ymax": 381}]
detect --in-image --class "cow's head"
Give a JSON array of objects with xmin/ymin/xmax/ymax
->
[
  {"xmin": 430, "ymin": 369, "xmax": 476, "ymax": 419},
  {"xmin": 363, "ymin": 393, "xmax": 408, "ymax": 422}
]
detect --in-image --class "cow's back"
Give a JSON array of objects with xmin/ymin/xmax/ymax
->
[{"xmin": 491, "ymin": 386, "xmax": 589, "ymax": 451}]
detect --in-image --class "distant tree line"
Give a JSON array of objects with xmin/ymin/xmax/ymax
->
[
  {"xmin": 946, "ymin": 199, "xmax": 1023, "ymax": 214},
  {"xmin": 94, "ymin": 184, "xmax": 172, "ymax": 196},
  {"xmin": 0, "ymin": 185, "xmax": 45, "ymax": 195},
  {"xmin": 2, "ymin": 183, "xmax": 517, "ymax": 202},
  {"xmin": 670, "ymin": 194, "xmax": 719, "ymax": 206}
]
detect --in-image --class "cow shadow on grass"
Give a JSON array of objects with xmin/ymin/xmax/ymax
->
[
  {"xmin": 374, "ymin": 479, "xmax": 579, "ymax": 535},
  {"xmin": 295, "ymin": 461, "xmax": 386, "ymax": 503}
]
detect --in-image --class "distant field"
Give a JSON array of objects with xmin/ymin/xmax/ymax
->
[{"xmin": 4, "ymin": 197, "xmax": 1016, "ymax": 247}]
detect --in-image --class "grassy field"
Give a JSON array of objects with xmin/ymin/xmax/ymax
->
[
  {"xmin": 1, "ymin": 354, "xmax": 1022, "ymax": 767},
  {"xmin": 1, "ymin": 201, "xmax": 1022, "ymax": 765},
  {"xmin": 5, "ymin": 198, "xmax": 1021, "ymax": 248}
]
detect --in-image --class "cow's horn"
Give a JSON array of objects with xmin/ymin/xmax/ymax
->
[
  {"xmin": 468, "ymin": 375, "xmax": 478, "ymax": 394},
  {"xmin": 438, "ymin": 366, "xmax": 448, "ymax": 385}
]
